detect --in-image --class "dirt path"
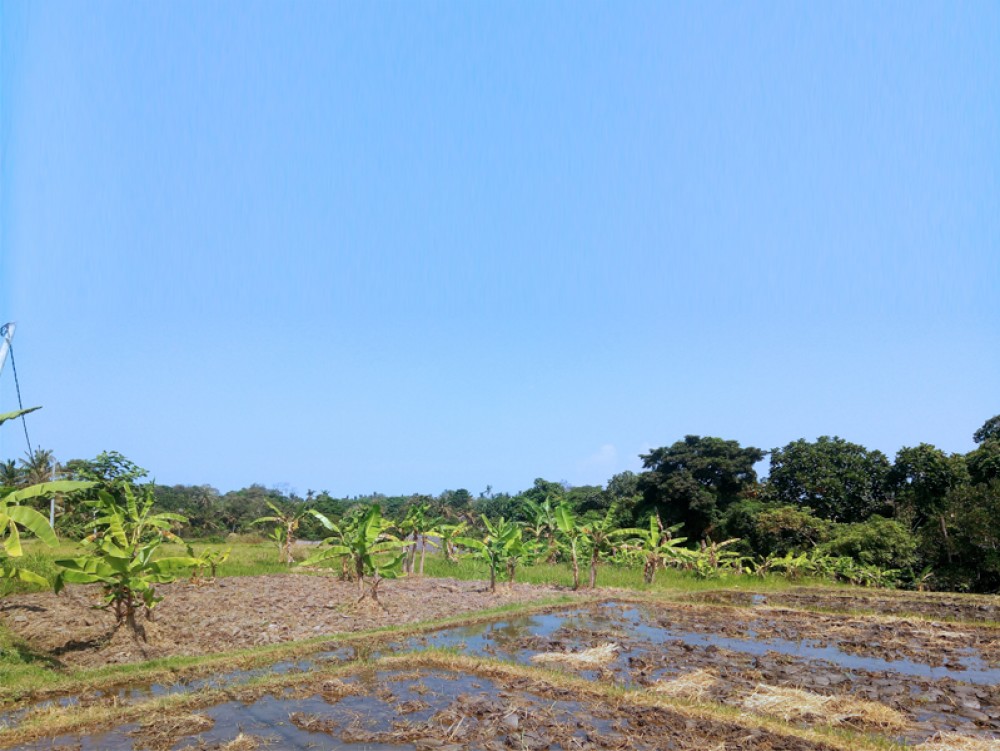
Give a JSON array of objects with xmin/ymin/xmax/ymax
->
[{"xmin": 0, "ymin": 575, "xmax": 570, "ymax": 668}]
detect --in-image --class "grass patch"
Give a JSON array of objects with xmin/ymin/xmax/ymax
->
[{"xmin": 421, "ymin": 553, "xmax": 814, "ymax": 592}]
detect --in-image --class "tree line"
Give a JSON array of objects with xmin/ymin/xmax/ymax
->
[{"xmin": 3, "ymin": 414, "xmax": 998, "ymax": 593}]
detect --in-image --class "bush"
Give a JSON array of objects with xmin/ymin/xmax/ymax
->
[{"xmin": 819, "ymin": 516, "xmax": 917, "ymax": 571}]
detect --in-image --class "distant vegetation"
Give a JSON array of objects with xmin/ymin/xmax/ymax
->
[{"xmin": 2, "ymin": 414, "xmax": 999, "ymax": 594}]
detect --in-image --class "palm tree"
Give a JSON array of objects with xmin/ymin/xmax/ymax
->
[
  {"xmin": 0, "ymin": 460, "xmax": 20, "ymax": 488},
  {"xmin": 20, "ymin": 448, "xmax": 56, "ymax": 487}
]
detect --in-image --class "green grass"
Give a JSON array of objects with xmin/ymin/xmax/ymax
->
[
  {"xmin": 9, "ymin": 539, "xmax": 308, "ymax": 585},
  {"xmin": 421, "ymin": 553, "xmax": 816, "ymax": 592}
]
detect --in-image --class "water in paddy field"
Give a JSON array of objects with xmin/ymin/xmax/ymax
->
[
  {"xmin": 10, "ymin": 670, "xmax": 613, "ymax": 751},
  {"xmin": 6, "ymin": 600, "xmax": 1000, "ymax": 746}
]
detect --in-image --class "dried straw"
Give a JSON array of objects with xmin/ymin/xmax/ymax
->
[
  {"xmin": 649, "ymin": 669, "xmax": 719, "ymax": 701},
  {"xmin": 530, "ymin": 643, "xmax": 621, "ymax": 667},
  {"xmin": 741, "ymin": 684, "xmax": 907, "ymax": 730},
  {"xmin": 917, "ymin": 733, "xmax": 1000, "ymax": 751}
]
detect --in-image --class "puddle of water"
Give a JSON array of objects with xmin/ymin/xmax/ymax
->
[{"xmin": 9, "ymin": 670, "xmax": 610, "ymax": 751}]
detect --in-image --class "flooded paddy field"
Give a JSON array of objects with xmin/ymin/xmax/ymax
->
[
  {"xmin": 3, "ymin": 587, "xmax": 1000, "ymax": 749},
  {"xmin": 4, "ymin": 664, "xmax": 862, "ymax": 751},
  {"xmin": 680, "ymin": 588, "xmax": 1000, "ymax": 624}
]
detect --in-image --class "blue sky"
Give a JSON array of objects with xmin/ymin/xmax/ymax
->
[{"xmin": 1, "ymin": 2, "xmax": 997, "ymax": 496}]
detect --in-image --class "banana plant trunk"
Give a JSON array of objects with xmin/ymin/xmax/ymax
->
[
  {"xmin": 418, "ymin": 534, "xmax": 427, "ymax": 575},
  {"xmin": 589, "ymin": 549, "xmax": 598, "ymax": 589},
  {"xmin": 643, "ymin": 556, "xmax": 657, "ymax": 585},
  {"xmin": 356, "ymin": 558, "xmax": 365, "ymax": 597},
  {"xmin": 570, "ymin": 543, "xmax": 580, "ymax": 591}
]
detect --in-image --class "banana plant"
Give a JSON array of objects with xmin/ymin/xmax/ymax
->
[
  {"xmin": 1, "ymin": 480, "xmax": 94, "ymax": 588},
  {"xmin": 252, "ymin": 501, "xmax": 308, "ymax": 564},
  {"xmin": 769, "ymin": 550, "xmax": 813, "ymax": 581},
  {"xmin": 455, "ymin": 516, "xmax": 523, "ymax": 593},
  {"xmin": 554, "ymin": 503, "xmax": 584, "ymax": 590},
  {"xmin": 437, "ymin": 521, "xmax": 468, "ymax": 563},
  {"xmin": 617, "ymin": 514, "xmax": 692, "ymax": 584},
  {"xmin": 523, "ymin": 496, "xmax": 560, "ymax": 563},
  {"xmin": 399, "ymin": 502, "xmax": 440, "ymax": 575},
  {"xmin": 54, "ymin": 485, "xmax": 199, "ymax": 633},
  {"xmin": 186, "ymin": 545, "xmax": 232, "ymax": 583},
  {"xmin": 580, "ymin": 506, "xmax": 629, "ymax": 589},
  {"xmin": 692, "ymin": 538, "xmax": 748, "ymax": 579},
  {"xmin": 302, "ymin": 505, "xmax": 405, "ymax": 605}
]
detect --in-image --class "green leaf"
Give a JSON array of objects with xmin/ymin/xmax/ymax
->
[
  {"xmin": 14, "ymin": 568, "xmax": 50, "ymax": 587},
  {"xmin": 0, "ymin": 406, "xmax": 42, "ymax": 426},
  {"xmin": 4, "ymin": 481, "xmax": 96, "ymax": 504},
  {"xmin": 7, "ymin": 505, "xmax": 58, "ymax": 547},
  {"xmin": 4, "ymin": 522, "xmax": 22, "ymax": 557},
  {"xmin": 308, "ymin": 509, "xmax": 335, "ymax": 531}
]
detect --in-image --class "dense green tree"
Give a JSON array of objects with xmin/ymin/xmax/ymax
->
[
  {"xmin": 155, "ymin": 484, "xmax": 223, "ymax": 536},
  {"xmin": 967, "ymin": 440, "xmax": 1000, "ymax": 485},
  {"xmin": 440, "ymin": 488, "xmax": 473, "ymax": 512},
  {"xmin": 749, "ymin": 505, "xmax": 834, "ymax": 556},
  {"xmin": 767, "ymin": 437, "xmax": 890, "ymax": 522},
  {"xmin": 522, "ymin": 478, "xmax": 565, "ymax": 506},
  {"xmin": 638, "ymin": 436, "xmax": 764, "ymax": 540},
  {"xmin": 62, "ymin": 451, "xmax": 148, "ymax": 489},
  {"xmin": 602, "ymin": 470, "xmax": 642, "ymax": 527},
  {"xmin": 819, "ymin": 516, "xmax": 917, "ymax": 572},
  {"xmin": 890, "ymin": 444, "xmax": 969, "ymax": 531},
  {"xmin": 563, "ymin": 485, "xmax": 606, "ymax": 518},
  {"xmin": 217, "ymin": 484, "xmax": 286, "ymax": 533},
  {"xmin": 947, "ymin": 480, "xmax": 1000, "ymax": 591},
  {"xmin": 473, "ymin": 491, "xmax": 521, "ymax": 521},
  {"xmin": 973, "ymin": 414, "xmax": 1000, "ymax": 445}
]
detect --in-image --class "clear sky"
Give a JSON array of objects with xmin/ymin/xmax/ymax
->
[{"xmin": 1, "ymin": 2, "xmax": 997, "ymax": 497}]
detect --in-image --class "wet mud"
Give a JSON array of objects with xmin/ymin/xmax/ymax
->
[
  {"xmin": 4, "ymin": 586, "xmax": 1000, "ymax": 748},
  {"xmin": 8, "ymin": 669, "xmax": 849, "ymax": 751},
  {"xmin": 682, "ymin": 588, "xmax": 1000, "ymax": 624}
]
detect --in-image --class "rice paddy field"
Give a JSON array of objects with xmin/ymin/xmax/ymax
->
[{"xmin": 1, "ymin": 545, "xmax": 999, "ymax": 750}]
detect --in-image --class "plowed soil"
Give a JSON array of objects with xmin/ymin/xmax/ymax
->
[{"xmin": 0, "ymin": 575, "xmax": 568, "ymax": 668}]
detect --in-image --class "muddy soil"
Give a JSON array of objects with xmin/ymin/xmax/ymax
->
[
  {"xmin": 472, "ymin": 602, "xmax": 1000, "ymax": 742},
  {"xmin": 0, "ymin": 575, "xmax": 568, "ymax": 668},
  {"xmin": 11, "ymin": 669, "xmax": 848, "ymax": 751},
  {"xmin": 683, "ymin": 588, "xmax": 1000, "ymax": 623},
  {"xmin": 643, "ymin": 602, "xmax": 1000, "ymax": 667}
]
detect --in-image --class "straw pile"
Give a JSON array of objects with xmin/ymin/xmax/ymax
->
[
  {"xmin": 178, "ymin": 734, "xmax": 261, "ymax": 751},
  {"xmin": 649, "ymin": 669, "xmax": 720, "ymax": 701},
  {"xmin": 917, "ymin": 734, "xmax": 1000, "ymax": 751},
  {"xmin": 530, "ymin": 643, "xmax": 621, "ymax": 667},
  {"xmin": 741, "ymin": 684, "xmax": 908, "ymax": 730}
]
